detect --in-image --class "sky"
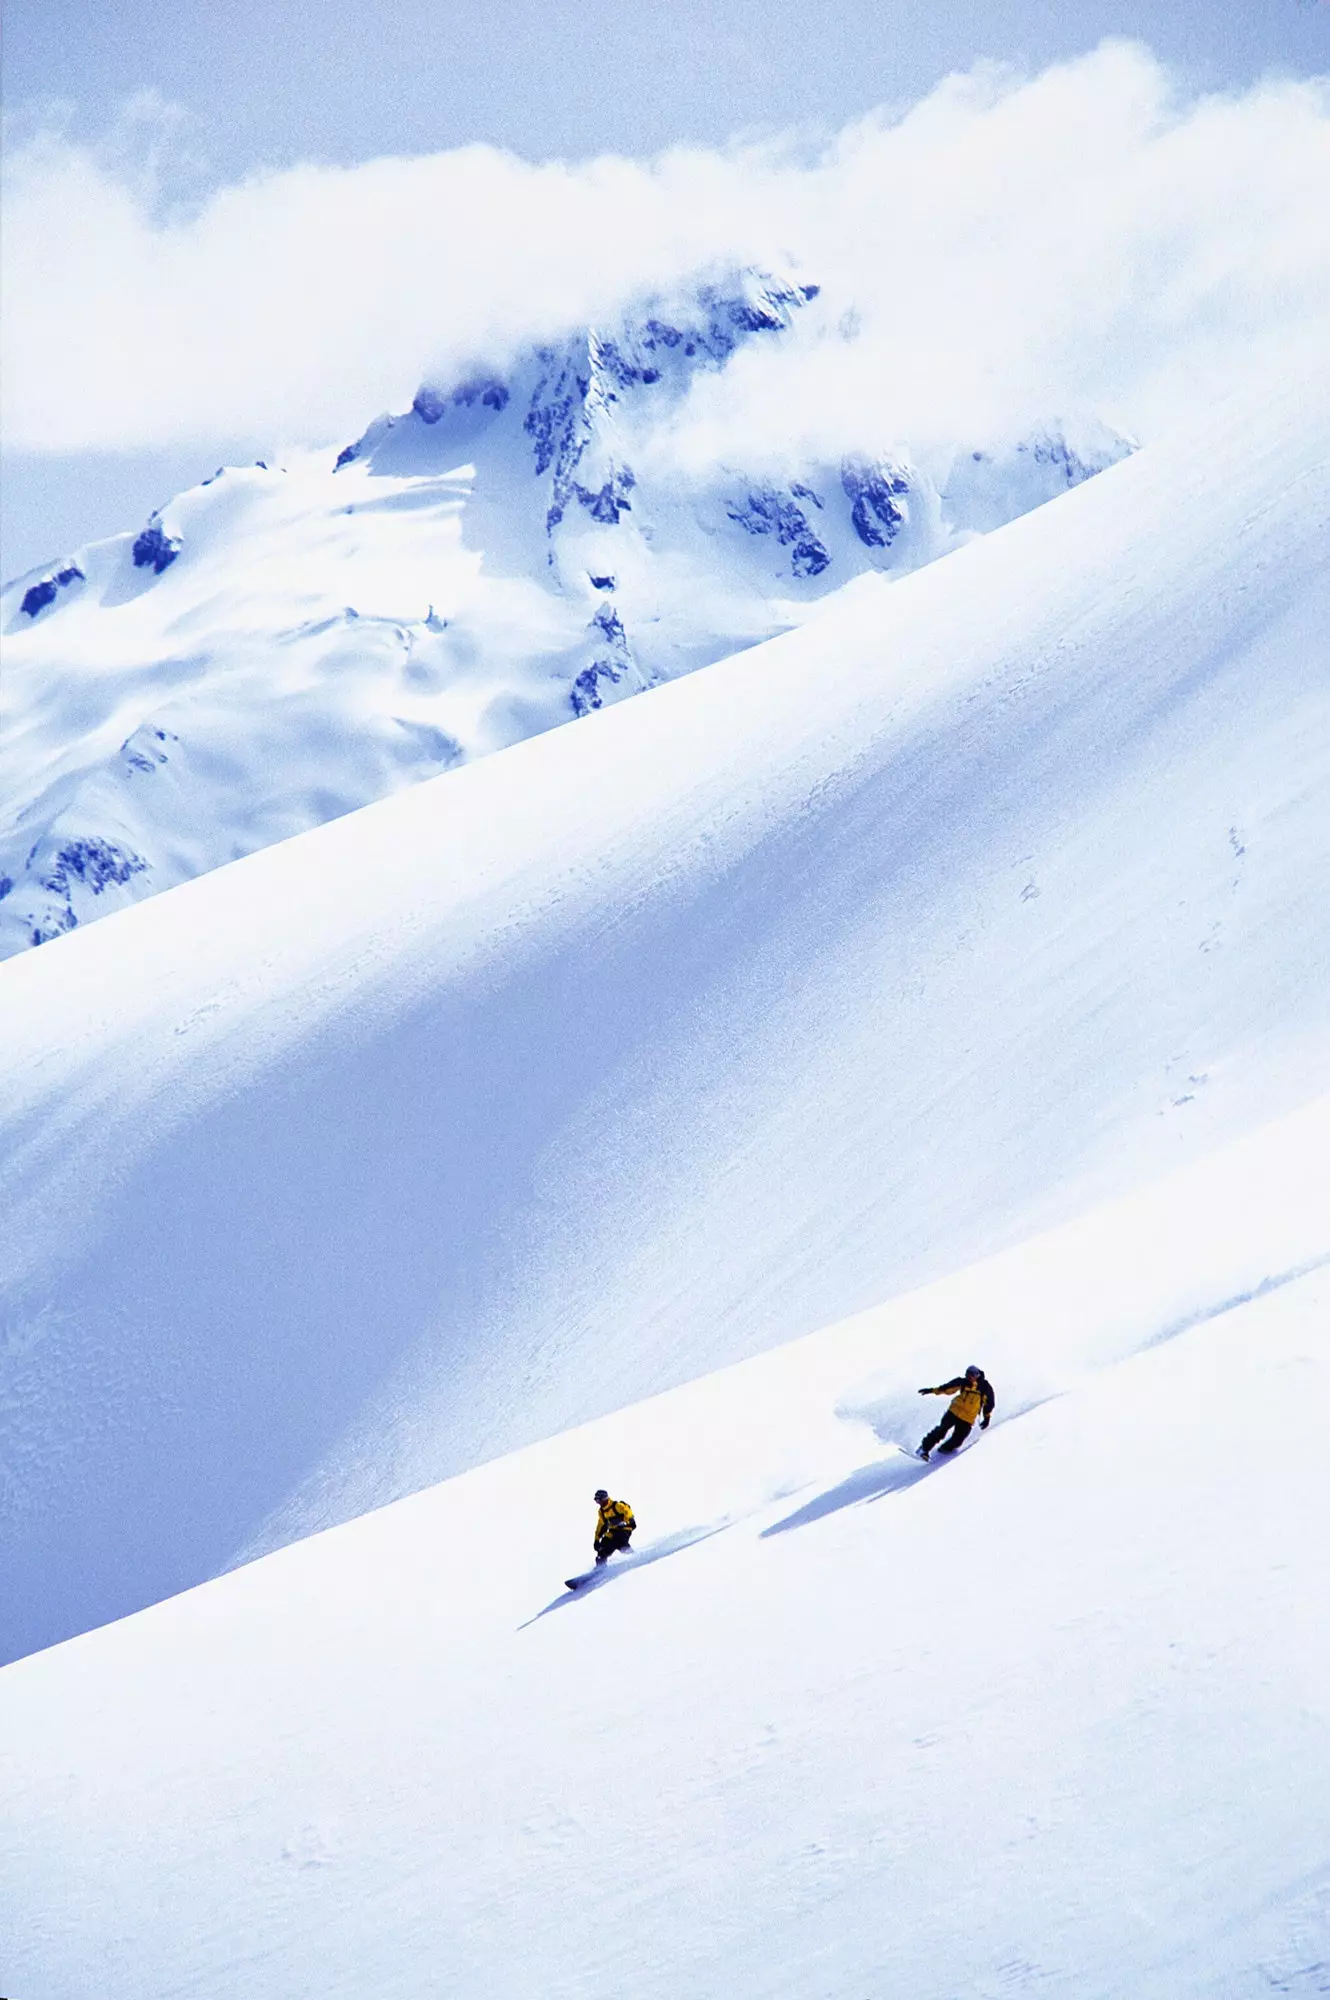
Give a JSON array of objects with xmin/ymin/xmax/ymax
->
[{"xmin": 3, "ymin": 0, "xmax": 1329, "ymax": 579}]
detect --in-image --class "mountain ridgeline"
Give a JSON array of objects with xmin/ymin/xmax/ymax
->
[{"xmin": 0, "ymin": 275, "xmax": 1130, "ymax": 959}]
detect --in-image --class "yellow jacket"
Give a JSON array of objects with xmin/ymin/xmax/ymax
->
[
  {"xmin": 594, "ymin": 1497, "xmax": 636, "ymax": 1550},
  {"xmin": 925, "ymin": 1375, "xmax": 995, "ymax": 1425}
]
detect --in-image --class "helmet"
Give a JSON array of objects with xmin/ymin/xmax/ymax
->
[
  {"xmin": 965, "ymin": 1364, "xmax": 982, "ymax": 1378},
  {"xmin": 593, "ymin": 1489, "xmax": 609, "ymax": 1504}
]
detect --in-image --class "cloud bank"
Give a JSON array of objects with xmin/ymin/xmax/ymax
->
[{"xmin": 4, "ymin": 43, "xmax": 1328, "ymax": 468}]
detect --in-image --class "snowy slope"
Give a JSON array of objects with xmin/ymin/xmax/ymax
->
[
  {"xmin": 0, "ymin": 363, "xmax": 1327, "ymax": 1665},
  {"xmin": 0, "ymin": 274, "xmax": 1126, "ymax": 957},
  {"xmin": 2, "ymin": 1100, "xmax": 1327, "ymax": 1998}
]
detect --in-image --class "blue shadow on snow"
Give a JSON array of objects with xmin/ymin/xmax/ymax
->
[
  {"xmin": 759, "ymin": 1447, "xmax": 937, "ymax": 1538},
  {"xmin": 519, "ymin": 1522, "xmax": 728, "ymax": 1628}
]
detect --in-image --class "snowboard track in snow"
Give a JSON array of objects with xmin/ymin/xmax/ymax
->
[{"xmin": 518, "ymin": 1523, "xmax": 731, "ymax": 1627}]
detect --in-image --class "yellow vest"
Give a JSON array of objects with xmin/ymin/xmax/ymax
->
[
  {"xmin": 949, "ymin": 1383, "xmax": 984, "ymax": 1423},
  {"xmin": 595, "ymin": 1499, "xmax": 635, "ymax": 1543}
]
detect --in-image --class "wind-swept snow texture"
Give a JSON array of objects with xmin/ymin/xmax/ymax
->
[
  {"xmin": 1, "ymin": 366, "xmax": 1328, "ymax": 1663},
  {"xmin": 0, "ymin": 275, "xmax": 1126, "ymax": 957},
  {"xmin": 2, "ymin": 1112, "xmax": 1328, "ymax": 1998}
]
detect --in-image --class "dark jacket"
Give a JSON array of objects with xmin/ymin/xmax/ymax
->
[{"xmin": 923, "ymin": 1374, "xmax": 995, "ymax": 1426}]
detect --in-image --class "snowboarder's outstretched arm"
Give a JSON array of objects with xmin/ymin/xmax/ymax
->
[{"xmin": 918, "ymin": 1370, "xmax": 995, "ymax": 1426}]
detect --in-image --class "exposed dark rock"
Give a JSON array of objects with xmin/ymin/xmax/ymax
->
[
  {"xmin": 41, "ymin": 837, "xmax": 148, "ymax": 899},
  {"xmin": 26, "ymin": 837, "xmax": 148, "ymax": 947},
  {"xmin": 726, "ymin": 487, "xmax": 831, "ymax": 577},
  {"xmin": 841, "ymin": 458, "xmax": 910, "ymax": 548},
  {"xmin": 121, "ymin": 726, "xmax": 177, "ymax": 775},
  {"xmin": 456, "ymin": 378, "xmax": 509, "ymax": 411},
  {"xmin": 570, "ymin": 660, "xmax": 622, "ymax": 716},
  {"xmin": 570, "ymin": 597, "xmax": 636, "ymax": 716},
  {"xmin": 132, "ymin": 519, "xmax": 181, "ymax": 574},
  {"xmin": 1020, "ymin": 435, "xmax": 1097, "ymax": 487},
  {"xmin": 414, "ymin": 377, "xmax": 511, "ymax": 423},
  {"xmin": 525, "ymin": 354, "xmax": 591, "ymax": 480},
  {"xmin": 574, "ymin": 466, "xmax": 636, "ymax": 525},
  {"xmin": 31, "ymin": 908, "xmax": 78, "ymax": 948},
  {"xmin": 524, "ymin": 278, "xmax": 815, "ymax": 541},
  {"xmin": 21, "ymin": 564, "xmax": 84, "ymax": 619}
]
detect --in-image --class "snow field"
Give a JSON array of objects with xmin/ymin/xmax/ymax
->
[
  {"xmin": 1, "ymin": 362, "xmax": 1328, "ymax": 1663},
  {"xmin": 2, "ymin": 1100, "xmax": 1327, "ymax": 1997}
]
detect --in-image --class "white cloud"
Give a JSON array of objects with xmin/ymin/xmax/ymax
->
[{"xmin": 4, "ymin": 42, "xmax": 1328, "ymax": 465}]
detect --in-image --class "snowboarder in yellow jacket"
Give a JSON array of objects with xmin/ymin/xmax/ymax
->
[
  {"xmin": 918, "ymin": 1366, "xmax": 995, "ymax": 1458},
  {"xmin": 593, "ymin": 1489, "xmax": 636, "ymax": 1564}
]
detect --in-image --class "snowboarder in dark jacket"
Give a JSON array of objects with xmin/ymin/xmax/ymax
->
[
  {"xmin": 918, "ymin": 1366, "xmax": 995, "ymax": 1458},
  {"xmin": 592, "ymin": 1489, "xmax": 636, "ymax": 1563}
]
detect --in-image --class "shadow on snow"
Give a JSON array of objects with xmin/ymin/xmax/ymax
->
[
  {"xmin": 759, "ymin": 1447, "xmax": 940, "ymax": 1538},
  {"xmin": 519, "ymin": 1522, "xmax": 730, "ymax": 1628}
]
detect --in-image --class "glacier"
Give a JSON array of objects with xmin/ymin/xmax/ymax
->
[{"xmin": 0, "ymin": 274, "xmax": 1128, "ymax": 959}]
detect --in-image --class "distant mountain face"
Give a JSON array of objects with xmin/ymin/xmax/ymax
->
[{"xmin": 0, "ymin": 275, "xmax": 1130, "ymax": 959}]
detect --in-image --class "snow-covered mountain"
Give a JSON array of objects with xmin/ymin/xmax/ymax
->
[
  {"xmin": 1, "ymin": 281, "xmax": 1327, "ymax": 1998},
  {"xmin": 0, "ymin": 360, "xmax": 1324, "ymax": 1670},
  {"xmin": 0, "ymin": 274, "xmax": 1128, "ymax": 958}
]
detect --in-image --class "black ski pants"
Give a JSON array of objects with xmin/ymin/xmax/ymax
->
[
  {"xmin": 594, "ymin": 1527, "xmax": 633, "ymax": 1564},
  {"xmin": 921, "ymin": 1412, "xmax": 973, "ymax": 1456}
]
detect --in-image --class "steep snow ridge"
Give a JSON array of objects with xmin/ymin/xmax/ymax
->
[
  {"xmin": 1, "ymin": 1102, "xmax": 1327, "ymax": 1997},
  {"xmin": 0, "ymin": 363, "xmax": 1325, "ymax": 1664},
  {"xmin": 0, "ymin": 273, "xmax": 1128, "ymax": 957}
]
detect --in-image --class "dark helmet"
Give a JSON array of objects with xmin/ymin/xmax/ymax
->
[
  {"xmin": 593, "ymin": 1488, "xmax": 609, "ymax": 1504},
  {"xmin": 965, "ymin": 1364, "xmax": 983, "ymax": 1379}
]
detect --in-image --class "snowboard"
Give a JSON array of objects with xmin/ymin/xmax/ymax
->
[{"xmin": 564, "ymin": 1553, "xmax": 628, "ymax": 1589}]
